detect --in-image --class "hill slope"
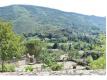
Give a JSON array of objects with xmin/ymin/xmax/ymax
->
[{"xmin": 0, "ymin": 5, "xmax": 106, "ymax": 34}]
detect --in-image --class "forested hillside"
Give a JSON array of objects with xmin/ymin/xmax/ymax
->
[{"xmin": 0, "ymin": 5, "xmax": 106, "ymax": 34}]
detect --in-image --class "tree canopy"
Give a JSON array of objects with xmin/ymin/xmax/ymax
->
[{"xmin": 0, "ymin": 20, "xmax": 25, "ymax": 72}]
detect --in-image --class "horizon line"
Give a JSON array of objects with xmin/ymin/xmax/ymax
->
[{"xmin": 0, "ymin": 4, "xmax": 106, "ymax": 17}]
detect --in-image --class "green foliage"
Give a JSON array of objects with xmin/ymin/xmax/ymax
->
[
  {"xmin": 25, "ymin": 39, "xmax": 45, "ymax": 60},
  {"xmin": 0, "ymin": 5, "xmax": 105, "ymax": 34},
  {"xmin": 24, "ymin": 65, "xmax": 33, "ymax": 72},
  {"xmin": 39, "ymin": 50, "xmax": 56, "ymax": 67},
  {"xmin": 0, "ymin": 21, "xmax": 24, "ymax": 59},
  {"xmin": 58, "ymin": 37, "xmax": 67, "ymax": 43},
  {"xmin": 0, "ymin": 20, "xmax": 25, "ymax": 72},
  {"xmin": 39, "ymin": 50, "xmax": 64, "ymax": 71},
  {"xmin": 0, "ymin": 5, "xmax": 106, "ymax": 72},
  {"xmin": 0, "ymin": 64, "xmax": 15, "ymax": 72},
  {"xmin": 86, "ymin": 56, "xmax": 93, "ymax": 63},
  {"xmin": 40, "ymin": 50, "xmax": 63, "ymax": 71},
  {"xmin": 91, "ymin": 51, "xmax": 100, "ymax": 60},
  {"xmin": 49, "ymin": 50, "xmax": 64, "ymax": 61},
  {"xmin": 51, "ymin": 64, "xmax": 63, "ymax": 71},
  {"xmin": 94, "ymin": 34, "xmax": 106, "ymax": 55},
  {"xmin": 68, "ymin": 48, "xmax": 80, "ymax": 59},
  {"xmin": 60, "ymin": 44, "xmax": 68, "ymax": 51},
  {"xmin": 89, "ymin": 55, "xmax": 106, "ymax": 69},
  {"xmin": 52, "ymin": 43, "xmax": 59, "ymax": 49}
]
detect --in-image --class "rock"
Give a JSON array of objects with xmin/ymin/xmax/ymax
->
[
  {"xmin": 85, "ymin": 66, "xmax": 90, "ymax": 70},
  {"xmin": 73, "ymin": 65, "xmax": 76, "ymax": 69}
]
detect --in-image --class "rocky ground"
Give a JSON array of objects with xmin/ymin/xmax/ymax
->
[{"xmin": 0, "ymin": 61, "xmax": 106, "ymax": 75}]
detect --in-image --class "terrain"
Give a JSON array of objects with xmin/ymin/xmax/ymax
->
[
  {"xmin": 0, "ymin": 5, "xmax": 106, "ymax": 34},
  {"xmin": 0, "ymin": 5, "xmax": 106, "ymax": 75}
]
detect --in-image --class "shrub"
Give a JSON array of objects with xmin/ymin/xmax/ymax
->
[
  {"xmin": 39, "ymin": 50, "xmax": 63, "ymax": 71},
  {"xmin": 52, "ymin": 43, "xmax": 59, "ymax": 49},
  {"xmin": 91, "ymin": 51, "xmax": 100, "ymax": 60},
  {"xmin": 0, "ymin": 64, "xmax": 15, "ymax": 72},
  {"xmin": 25, "ymin": 39, "xmax": 45, "ymax": 61},
  {"xmin": 86, "ymin": 56, "xmax": 93, "ymax": 63},
  {"xmin": 68, "ymin": 49, "xmax": 80, "ymax": 59},
  {"xmin": 89, "ymin": 55, "xmax": 106, "ymax": 69},
  {"xmin": 39, "ymin": 50, "xmax": 56, "ymax": 67},
  {"xmin": 51, "ymin": 64, "xmax": 63, "ymax": 71},
  {"xmin": 24, "ymin": 65, "xmax": 33, "ymax": 72}
]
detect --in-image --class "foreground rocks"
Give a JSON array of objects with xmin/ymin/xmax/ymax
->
[
  {"xmin": 0, "ymin": 69, "xmax": 106, "ymax": 75},
  {"xmin": 0, "ymin": 61, "xmax": 106, "ymax": 75}
]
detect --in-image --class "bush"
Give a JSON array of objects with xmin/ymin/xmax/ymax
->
[
  {"xmin": 51, "ymin": 64, "xmax": 63, "ymax": 71},
  {"xmin": 86, "ymin": 56, "xmax": 93, "ymax": 63},
  {"xmin": 60, "ymin": 44, "xmax": 68, "ymax": 51},
  {"xmin": 91, "ymin": 51, "xmax": 100, "ymax": 60},
  {"xmin": 39, "ymin": 50, "xmax": 56, "ymax": 67},
  {"xmin": 68, "ymin": 49, "xmax": 80, "ymax": 59},
  {"xmin": 52, "ymin": 43, "xmax": 59, "ymax": 49},
  {"xmin": 89, "ymin": 56, "xmax": 106, "ymax": 69},
  {"xmin": 0, "ymin": 64, "xmax": 15, "ymax": 72},
  {"xmin": 25, "ymin": 39, "xmax": 45, "ymax": 60},
  {"xmin": 24, "ymin": 65, "xmax": 33, "ymax": 72},
  {"xmin": 39, "ymin": 50, "xmax": 63, "ymax": 71}
]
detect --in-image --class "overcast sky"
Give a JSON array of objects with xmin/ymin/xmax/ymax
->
[{"xmin": 0, "ymin": 0, "xmax": 106, "ymax": 17}]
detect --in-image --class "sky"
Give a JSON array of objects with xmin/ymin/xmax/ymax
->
[{"xmin": 0, "ymin": 0, "xmax": 106, "ymax": 17}]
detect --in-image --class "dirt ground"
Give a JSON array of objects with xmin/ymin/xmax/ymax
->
[{"xmin": 0, "ymin": 61, "xmax": 106, "ymax": 75}]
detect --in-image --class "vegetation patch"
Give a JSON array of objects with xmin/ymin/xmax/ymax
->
[
  {"xmin": 0, "ymin": 64, "xmax": 15, "ymax": 72},
  {"xmin": 89, "ymin": 55, "xmax": 106, "ymax": 69},
  {"xmin": 51, "ymin": 64, "xmax": 63, "ymax": 71},
  {"xmin": 24, "ymin": 65, "xmax": 33, "ymax": 72}
]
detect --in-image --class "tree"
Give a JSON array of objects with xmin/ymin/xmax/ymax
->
[
  {"xmin": 68, "ymin": 44, "xmax": 72, "ymax": 50},
  {"xmin": 47, "ymin": 33, "xmax": 53, "ymax": 39},
  {"xmin": 52, "ymin": 43, "xmax": 59, "ymax": 49},
  {"xmin": 0, "ymin": 20, "xmax": 25, "ymax": 72}
]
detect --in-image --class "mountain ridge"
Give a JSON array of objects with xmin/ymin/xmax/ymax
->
[
  {"xmin": 0, "ymin": 5, "xmax": 106, "ymax": 34},
  {"xmin": 0, "ymin": 4, "xmax": 105, "ymax": 17}
]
